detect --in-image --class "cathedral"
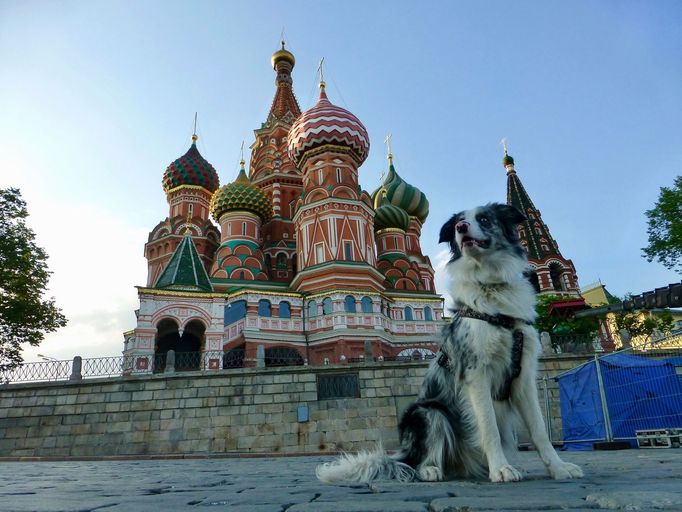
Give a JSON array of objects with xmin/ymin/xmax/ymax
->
[
  {"xmin": 123, "ymin": 43, "xmax": 445, "ymax": 371},
  {"xmin": 122, "ymin": 43, "xmax": 583, "ymax": 371}
]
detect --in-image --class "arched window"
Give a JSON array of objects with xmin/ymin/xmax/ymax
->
[
  {"xmin": 360, "ymin": 296, "xmax": 373, "ymax": 313},
  {"xmin": 344, "ymin": 295, "xmax": 356, "ymax": 313},
  {"xmin": 549, "ymin": 263, "xmax": 564, "ymax": 291},
  {"xmin": 276, "ymin": 253, "xmax": 287, "ymax": 269},
  {"xmin": 279, "ymin": 301, "xmax": 291, "ymax": 319},
  {"xmin": 424, "ymin": 306, "xmax": 433, "ymax": 321},
  {"xmin": 404, "ymin": 306, "xmax": 414, "ymax": 321},
  {"xmin": 264, "ymin": 254, "xmax": 271, "ymax": 271},
  {"xmin": 224, "ymin": 300, "xmax": 247, "ymax": 325},
  {"xmin": 258, "ymin": 299, "xmax": 272, "ymax": 317},
  {"xmin": 526, "ymin": 270, "xmax": 541, "ymax": 293},
  {"xmin": 322, "ymin": 297, "xmax": 333, "ymax": 315},
  {"xmin": 308, "ymin": 300, "xmax": 317, "ymax": 318}
]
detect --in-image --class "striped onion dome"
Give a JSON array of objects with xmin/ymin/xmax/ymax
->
[
  {"xmin": 210, "ymin": 161, "xmax": 273, "ymax": 223},
  {"xmin": 162, "ymin": 135, "xmax": 220, "ymax": 193},
  {"xmin": 287, "ymin": 83, "xmax": 370, "ymax": 167},
  {"xmin": 374, "ymin": 193, "xmax": 409, "ymax": 232},
  {"xmin": 372, "ymin": 158, "xmax": 429, "ymax": 223}
]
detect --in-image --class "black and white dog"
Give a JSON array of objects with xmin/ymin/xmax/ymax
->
[{"xmin": 316, "ymin": 203, "xmax": 583, "ymax": 483}]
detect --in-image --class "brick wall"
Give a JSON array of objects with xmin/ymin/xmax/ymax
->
[{"xmin": 0, "ymin": 355, "xmax": 589, "ymax": 458}]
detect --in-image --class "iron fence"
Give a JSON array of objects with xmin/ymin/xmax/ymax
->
[{"xmin": 1, "ymin": 347, "xmax": 439, "ymax": 385}]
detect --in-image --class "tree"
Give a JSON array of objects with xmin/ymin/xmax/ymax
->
[
  {"xmin": 535, "ymin": 294, "xmax": 599, "ymax": 344},
  {"xmin": 642, "ymin": 176, "xmax": 682, "ymax": 272},
  {"xmin": 0, "ymin": 188, "xmax": 67, "ymax": 371}
]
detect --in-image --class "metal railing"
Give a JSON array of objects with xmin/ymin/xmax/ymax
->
[{"xmin": 1, "ymin": 345, "xmax": 439, "ymax": 385}]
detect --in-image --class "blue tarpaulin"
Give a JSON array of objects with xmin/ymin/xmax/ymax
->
[{"xmin": 557, "ymin": 354, "xmax": 682, "ymax": 450}]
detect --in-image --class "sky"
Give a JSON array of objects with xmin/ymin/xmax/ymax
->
[{"xmin": 1, "ymin": 1, "xmax": 680, "ymax": 362}]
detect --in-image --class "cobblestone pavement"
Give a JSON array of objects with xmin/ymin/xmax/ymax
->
[{"xmin": 1, "ymin": 450, "xmax": 681, "ymax": 511}]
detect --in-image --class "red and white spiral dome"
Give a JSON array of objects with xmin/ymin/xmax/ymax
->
[{"xmin": 287, "ymin": 84, "xmax": 370, "ymax": 167}]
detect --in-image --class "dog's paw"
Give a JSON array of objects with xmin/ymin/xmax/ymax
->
[
  {"xmin": 489, "ymin": 464, "xmax": 522, "ymax": 483},
  {"xmin": 549, "ymin": 461, "xmax": 583, "ymax": 480},
  {"xmin": 417, "ymin": 465, "xmax": 443, "ymax": 481}
]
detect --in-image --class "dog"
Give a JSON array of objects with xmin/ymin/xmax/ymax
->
[{"xmin": 316, "ymin": 203, "xmax": 583, "ymax": 484}]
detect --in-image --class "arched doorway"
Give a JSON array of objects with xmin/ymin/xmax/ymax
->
[{"xmin": 154, "ymin": 318, "xmax": 205, "ymax": 372}]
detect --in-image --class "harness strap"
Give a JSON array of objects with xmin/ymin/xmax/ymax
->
[{"xmin": 438, "ymin": 308, "xmax": 532, "ymax": 401}]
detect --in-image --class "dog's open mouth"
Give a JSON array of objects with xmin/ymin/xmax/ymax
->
[{"xmin": 461, "ymin": 236, "xmax": 490, "ymax": 249}]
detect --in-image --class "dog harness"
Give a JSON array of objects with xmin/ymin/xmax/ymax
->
[{"xmin": 437, "ymin": 307, "xmax": 534, "ymax": 401}]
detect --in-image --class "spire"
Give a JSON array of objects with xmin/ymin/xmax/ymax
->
[
  {"xmin": 268, "ymin": 40, "xmax": 301, "ymax": 120},
  {"xmin": 154, "ymin": 235, "xmax": 213, "ymax": 292},
  {"xmin": 191, "ymin": 112, "xmax": 198, "ymax": 145},
  {"xmin": 317, "ymin": 57, "xmax": 328, "ymax": 101},
  {"xmin": 505, "ymin": 154, "xmax": 560, "ymax": 261},
  {"xmin": 384, "ymin": 133, "xmax": 393, "ymax": 164}
]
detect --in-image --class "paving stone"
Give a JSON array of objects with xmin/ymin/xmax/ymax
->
[{"xmin": 0, "ymin": 450, "xmax": 680, "ymax": 511}]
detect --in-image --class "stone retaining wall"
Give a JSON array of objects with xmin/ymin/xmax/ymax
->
[{"xmin": 0, "ymin": 355, "xmax": 589, "ymax": 458}]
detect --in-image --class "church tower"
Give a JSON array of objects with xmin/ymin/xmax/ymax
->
[
  {"xmin": 144, "ymin": 134, "xmax": 220, "ymax": 287},
  {"xmin": 249, "ymin": 42, "xmax": 303, "ymax": 283},
  {"xmin": 287, "ymin": 81, "xmax": 383, "ymax": 293},
  {"xmin": 504, "ymin": 151, "xmax": 580, "ymax": 295}
]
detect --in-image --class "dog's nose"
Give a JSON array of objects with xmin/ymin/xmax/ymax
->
[{"xmin": 455, "ymin": 221, "xmax": 469, "ymax": 234}]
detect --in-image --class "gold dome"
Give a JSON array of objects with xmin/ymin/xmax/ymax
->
[{"xmin": 271, "ymin": 41, "xmax": 295, "ymax": 69}]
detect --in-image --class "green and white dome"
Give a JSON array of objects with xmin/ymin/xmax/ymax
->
[{"xmin": 210, "ymin": 161, "xmax": 273, "ymax": 223}]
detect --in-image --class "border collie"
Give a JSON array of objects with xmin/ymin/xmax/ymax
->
[{"xmin": 316, "ymin": 203, "xmax": 583, "ymax": 483}]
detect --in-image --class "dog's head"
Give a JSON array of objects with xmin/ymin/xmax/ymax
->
[{"xmin": 439, "ymin": 203, "xmax": 526, "ymax": 262}]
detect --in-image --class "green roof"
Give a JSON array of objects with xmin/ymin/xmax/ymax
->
[{"xmin": 154, "ymin": 235, "xmax": 213, "ymax": 292}]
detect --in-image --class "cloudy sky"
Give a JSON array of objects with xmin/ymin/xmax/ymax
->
[{"xmin": 1, "ymin": 1, "xmax": 680, "ymax": 362}]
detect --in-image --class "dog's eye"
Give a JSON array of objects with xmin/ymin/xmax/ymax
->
[{"xmin": 477, "ymin": 215, "xmax": 491, "ymax": 227}]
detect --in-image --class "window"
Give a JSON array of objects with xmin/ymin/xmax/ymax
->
[
  {"xmin": 549, "ymin": 264, "xmax": 564, "ymax": 291},
  {"xmin": 315, "ymin": 243, "xmax": 325, "ymax": 264},
  {"xmin": 258, "ymin": 299, "xmax": 272, "ymax": 317},
  {"xmin": 276, "ymin": 253, "xmax": 287, "ymax": 269},
  {"xmin": 424, "ymin": 306, "xmax": 433, "ymax": 321},
  {"xmin": 318, "ymin": 168, "xmax": 324, "ymax": 185},
  {"xmin": 323, "ymin": 297, "xmax": 333, "ymax": 315},
  {"xmin": 336, "ymin": 167, "xmax": 342, "ymax": 183},
  {"xmin": 344, "ymin": 295, "xmax": 356, "ymax": 313},
  {"xmin": 279, "ymin": 301, "xmax": 291, "ymax": 318},
  {"xmin": 307, "ymin": 300, "xmax": 317, "ymax": 318},
  {"xmin": 264, "ymin": 254, "xmax": 271, "ymax": 270},
  {"xmin": 224, "ymin": 300, "xmax": 247, "ymax": 326},
  {"xmin": 188, "ymin": 203, "xmax": 193, "ymax": 216},
  {"xmin": 344, "ymin": 241, "xmax": 353, "ymax": 261},
  {"xmin": 242, "ymin": 222, "xmax": 247, "ymax": 235},
  {"xmin": 406, "ymin": 237, "xmax": 412, "ymax": 250},
  {"xmin": 404, "ymin": 306, "xmax": 414, "ymax": 321},
  {"xmin": 361, "ymin": 296, "xmax": 373, "ymax": 313},
  {"xmin": 227, "ymin": 223, "xmax": 232, "ymax": 236}
]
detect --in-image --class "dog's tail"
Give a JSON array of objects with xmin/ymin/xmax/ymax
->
[{"xmin": 316, "ymin": 447, "xmax": 415, "ymax": 484}]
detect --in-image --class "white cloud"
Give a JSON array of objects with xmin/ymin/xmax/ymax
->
[
  {"xmin": 16, "ymin": 192, "xmax": 148, "ymax": 362},
  {"xmin": 433, "ymin": 248, "xmax": 454, "ymax": 312}
]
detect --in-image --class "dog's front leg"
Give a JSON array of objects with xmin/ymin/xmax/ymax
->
[
  {"xmin": 466, "ymin": 377, "xmax": 522, "ymax": 482},
  {"xmin": 513, "ymin": 374, "xmax": 583, "ymax": 480}
]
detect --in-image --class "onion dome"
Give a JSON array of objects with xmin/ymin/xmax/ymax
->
[
  {"xmin": 287, "ymin": 83, "xmax": 370, "ymax": 167},
  {"xmin": 162, "ymin": 134, "xmax": 220, "ymax": 193},
  {"xmin": 374, "ymin": 193, "xmax": 409, "ymax": 232},
  {"xmin": 372, "ymin": 156, "xmax": 429, "ymax": 223},
  {"xmin": 503, "ymin": 152, "xmax": 515, "ymax": 167},
  {"xmin": 271, "ymin": 40, "xmax": 295, "ymax": 70},
  {"xmin": 210, "ymin": 160, "xmax": 273, "ymax": 223}
]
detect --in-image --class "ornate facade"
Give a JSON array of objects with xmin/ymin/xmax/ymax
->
[{"xmin": 123, "ymin": 44, "xmax": 444, "ymax": 371}]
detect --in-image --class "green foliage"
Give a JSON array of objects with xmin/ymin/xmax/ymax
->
[
  {"xmin": 642, "ymin": 176, "xmax": 682, "ymax": 272},
  {"xmin": 611, "ymin": 294, "xmax": 675, "ymax": 342},
  {"xmin": 0, "ymin": 188, "xmax": 67, "ymax": 371},
  {"xmin": 534, "ymin": 294, "xmax": 599, "ymax": 341}
]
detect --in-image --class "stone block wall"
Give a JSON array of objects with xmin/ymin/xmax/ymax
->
[{"xmin": 0, "ymin": 355, "xmax": 588, "ymax": 458}]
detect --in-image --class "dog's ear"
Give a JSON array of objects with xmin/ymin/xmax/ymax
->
[
  {"xmin": 439, "ymin": 214, "xmax": 457, "ymax": 244},
  {"xmin": 492, "ymin": 204, "xmax": 526, "ymax": 226}
]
